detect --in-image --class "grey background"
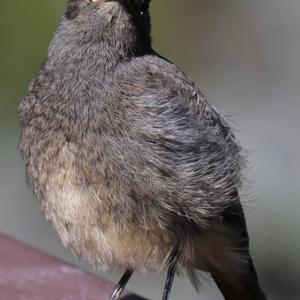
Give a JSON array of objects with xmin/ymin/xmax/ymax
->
[{"xmin": 0, "ymin": 0, "xmax": 299, "ymax": 299}]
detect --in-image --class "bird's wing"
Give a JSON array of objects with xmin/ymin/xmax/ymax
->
[{"xmin": 114, "ymin": 56, "xmax": 244, "ymax": 228}]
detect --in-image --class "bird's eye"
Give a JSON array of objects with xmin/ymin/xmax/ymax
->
[{"xmin": 140, "ymin": 0, "xmax": 150, "ymax": 16}]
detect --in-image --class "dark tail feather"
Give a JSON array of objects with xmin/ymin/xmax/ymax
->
[
  {"xmin": 211, "ymin": 192, "xmax": 268, "ymax": 300},
  {"xmin": 211, "ymin": 259, "xmax": 267, "ymax": 300}
]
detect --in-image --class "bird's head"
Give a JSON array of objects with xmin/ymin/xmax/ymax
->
[
  {"xmin": 47, "ymin": 0, "xmax": 153, "ymax": 69},
  {"xmin": 64, "ymin": 0, "xmax": 152, "ymax": 50},
  {"xmin": 66, "ymin": 0, "xmax": 151, "ymax": 20}
]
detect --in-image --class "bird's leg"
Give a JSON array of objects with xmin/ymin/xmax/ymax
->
[
  {"xmin": 162, "ymin": 250, "xmax": 179, "ymax": 300},
  {"xmin": 109, "ymin": 269, "xmax": 134, "ymax": 300}
]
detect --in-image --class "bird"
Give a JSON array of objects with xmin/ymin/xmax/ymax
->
[{"xmin": 18, "ymin": 0, "xmax": 268, "ymax": 299}]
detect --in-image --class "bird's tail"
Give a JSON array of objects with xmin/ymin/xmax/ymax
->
[
  {"xmin": 211, "ymin": 259, "xmax": 267, "ymax": 300},
  {"xmin": 210, "ymin": 193, "xmax": 268, "ymax": 300}
]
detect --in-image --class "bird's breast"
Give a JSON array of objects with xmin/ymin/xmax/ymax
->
[{"xmin": 42, "ymin": 144, "xmax": 175, "ymax": 272}]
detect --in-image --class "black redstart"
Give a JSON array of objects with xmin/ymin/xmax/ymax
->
[{"xmin": 19, "ymin": 1, "xmax": 268, "ymax": 299}]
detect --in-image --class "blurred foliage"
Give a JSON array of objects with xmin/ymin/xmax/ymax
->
[{"xmin": 0, "ymin": 1, "xmax": 64, "ymax": 129}]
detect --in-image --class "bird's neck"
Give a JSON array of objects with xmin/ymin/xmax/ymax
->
[{"xmin": 46, "ymin": 18, "xmax": 152, "ymax": 76}]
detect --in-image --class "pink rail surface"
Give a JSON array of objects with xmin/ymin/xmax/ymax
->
[{"xmin": 0, "ymin": 233, "xmax": 145, "ymax": 300}]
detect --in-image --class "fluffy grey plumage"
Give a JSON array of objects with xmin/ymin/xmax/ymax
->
[{"xmin": 19, "ymin": 1, "xmax": 267, "ymax": 299}]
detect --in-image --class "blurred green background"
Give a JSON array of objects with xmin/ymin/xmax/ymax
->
[{"xmin": 0, "ymin": 0, "xmax": 299, "ymax": 299}]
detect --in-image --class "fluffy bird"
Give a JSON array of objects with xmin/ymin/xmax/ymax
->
[{"xmin": 19, "ymin": 0, "xmax": 268, "ymax": 299}]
